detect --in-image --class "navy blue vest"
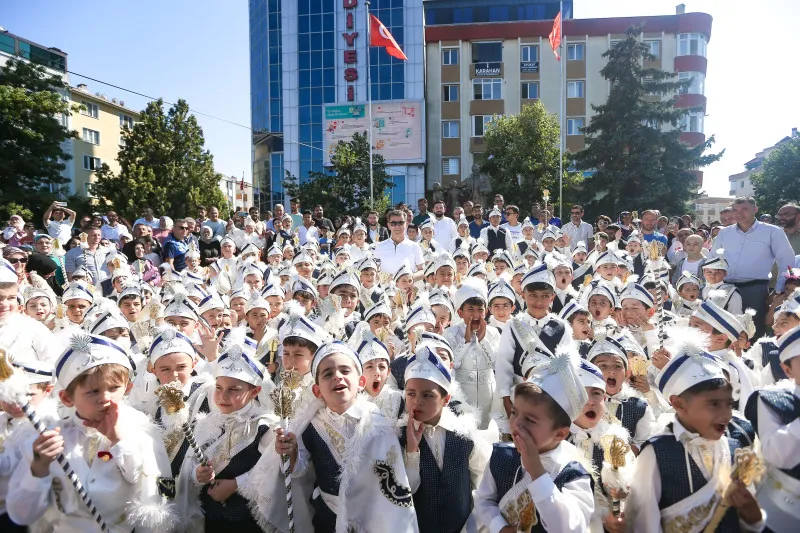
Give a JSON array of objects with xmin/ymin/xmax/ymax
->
[
  {"xmin": 486, "ymin": 227, "xmax": 509, "ymax": 252},
  {"xmin": 489, "ymin": 444, "xmax": 592, "ymax": 532},
  {"xmin": 399, "ymin": 427, "xmax": 474, "ymax": 533},
  {"xmin": 726, "ymin": 415, "xmax": 755, "ymax": 449},
  {"xmin": 610, "ymin": 396, "xmax": 647, "ymax": 442},
  {"xmin": 745, "ymin": 389, "xmax": 800, "ymax": 479},
  {"xmin": 550, "ymin": 294, "xmax": 573, "ymax": 315},
  {"xmin": 567, "ymin": 434, "xmax": 606, "ymax": 495},
  {"xmin": 155, "ymin": 380, "xmax": 211, "ymax": 477},
  {"xmin": 508, "ymin": 328, "xmax": 527, "ymax": 381},
  {"xmin": 761, "ymin": 341, "xmax": 787, "ymax": 383},
  {"xmin": 641, "ymin": 430, "xmax": 740, "ymax": 531},
  {"xmin": 391, "ymin": 355, "xmax": 410, "ymax": 390},
  {"xmin": 302, "ymin": 423, "xmax": 343, "ymax": 533},
  {"xmin": 200, "ymin": 423, "xmax": 270, "ymax": 524}
]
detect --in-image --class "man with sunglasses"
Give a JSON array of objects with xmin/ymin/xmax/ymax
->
[
  {"xmin": 373, "ymin": 209, "xmax": 424, "ymax": 275},
  {"xmin": 562, "ymin": 204, "xmax": 594, "ymax": 251},
  {"xmin": 161, "ymin": 218, "xmax": 192, "ymax": 272}
]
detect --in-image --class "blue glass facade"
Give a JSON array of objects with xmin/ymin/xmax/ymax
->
[
  {"xmin": 369, "ymin": 0, "xmax": 406, "ymax": 101},
  {"xmin": 424, "ymin": 0, "xmax": 570, "ymax": 25}
]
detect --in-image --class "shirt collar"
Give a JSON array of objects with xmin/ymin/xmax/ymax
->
[{"xmin": 326, "ymin": 400, "xmax": 364, "ymax": 423}]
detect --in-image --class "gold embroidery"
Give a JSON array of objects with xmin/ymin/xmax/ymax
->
[
  {"xmin": 164, "ymin": 430, "xmax": 183, "ymax": 460},
  {"xmin": 502, "ymin": 490, "xmax": 538, "ymax": 532},
  {"xmin": 373, "ymin": 459, "xmax": 413, "ymax": 507},
  {"xmin": 52, "ymin": 478, "xmax": 65, "ymax": 513},
  {"xmin": 662, "ymin": 495, "xmax": 717, "ymax": 533},
  {"xmin": 322, "ymin": 419, "xmax": 346, "ymax": 456}
]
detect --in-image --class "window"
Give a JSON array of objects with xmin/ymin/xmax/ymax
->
[
  {"xmin": 473, "ymin": 78, "xmax": 502, "ymax": 100},
  {"xmin": 442, "ymin": 157, "xmax": 460, "ymax": 175},
  {"xmin": 82, "ymin": 128, "xmax": 100, "ymax": 145},
  {"xmin": 81, "ymin": 101, "xmax": 99, "ymax": 118},
  {"xmin": 677, "ymin": 33, "xmax": 707, "ymax": 57},
  {"xmin": 442, "ymin": 48, "xmax": 459, "ymax": 65},
  {"xmin": 443, "ymin": 84, "xmax": 459, "ymax": 102},
  {"xmin": 472, "ymin": 115, "xmax": 493, "ymax": 137},
  {"xmin": 566, "ymin": 118, "xmax": 585, "ymax": 135},
  {"xmin": 646, "ymin": 40, "xmax": 661, "ymax": 58},
  {"xmin": 442, "ymin": 121, "xmax": 459, "ymax": 138},
  {"xmin": 740, "ymin": 180, "xmax": 744, "ymax": 188},
  {"xmin": 678, "ymin": 72, "xmax": 705, "ymax": 95},
  {"xmin": 680, "ymin": 112, "xmax": 704, "ymax": 133},
  {"xmin": 83, "ymin": 155, "xmax": 102, "ymax": 171},
  {"xmin": 567, "ymin": 43, "xmax": 584, "ymax": 61},
  {"xmin": 521, "ymin": 82, "xmax": 539, "ymax": 99},
  {"xmin": 567, "ymin": 80, "xmax": 585, "ymax": 98},
  {"xmin": 471, "ymin": 41, "xmax": 503, "ymax": 63},
  {"xmin": 120, "ymin": 114, "xmax": 134, "ymax": 128},
  {"xmin": 520, "ymin": 44, "xmax": 538, "ymax": 62}
]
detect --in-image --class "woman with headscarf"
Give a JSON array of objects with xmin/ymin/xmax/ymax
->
[
  {"xmin": 153, "ymin": 216, "xmax": 173, "ymax": 244},
  {"xmin": 2, "ymin": 246, "xmax": 31, "ymax": 288},
  {"xmin": 198, "ymin": 225, "xmax": 221, "ymax": 266},
  {"xmin": 2, "ymin": 215, "xmax": 26, "ymax": 246}
]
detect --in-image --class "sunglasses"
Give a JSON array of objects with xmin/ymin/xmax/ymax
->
[
  {"xmin": 177, "ymin": 226, "xmax": 189, "ymax": 230},
  {"xmin": 389, "ymin": 221, "xmax": 405, "ymax": 226},
  {"xmin": 8, "ymin": 256, "xmax": 28, "ymax": 264}
]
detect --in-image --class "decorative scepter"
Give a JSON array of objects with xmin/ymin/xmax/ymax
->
[
  {"xmin": 645, "ymin": 241, "xmax": 669, "ymax": 349},
  {"xmin": 702, "ymin": 448, "xmax": 765, "ymax": 533},
  {"xmin": 155, "ymin": 382, "xmax": 213, "ymax": 471},
  {"xmin": 270, "ymin": 369, "xmax": 304, "ymax": 533},
  {"xmin": 601, "ymin": 435, "xmax": 633, "ymax": 517},
  {"xmin": 0, "ymin": 349, "xmax": 111, "ymax": 533}
]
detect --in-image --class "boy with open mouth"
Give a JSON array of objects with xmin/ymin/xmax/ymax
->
[
  {"xmin": 587, "ymin": 332, "xmax": 657, "ymax": 455},
  {"xmin": 357, "ymin": 337, "xmax": 403, "ymax": 420}
]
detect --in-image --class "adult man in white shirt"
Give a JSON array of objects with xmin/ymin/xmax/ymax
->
[
  {"xmin": 710, "ymin": 196, "xmax": 795, "ymax": 338},
  {"xmin": 42, "ymin": 201, "xmax": 75, "ymax": 248},
  {"xmin": 561, "ymin": 204, "xmax": 594, "ymax": 251},
  {"xmin": 297, "ymin": 210, "xmax": 319, "ymax": 245},
  {"xmin": 500, "ymin": 204, "xmax": 524, "ymax": 243},
  {"xmin": 373, "ymin": 209, "xmax": 424, "ymax": 275},
  {"xmin": 133, "ymin": 207, "xmax": 161, "ymax": 229},
  {"xmin": 100, "ymin": 210, "xmax": 127, "ymax": 245},
  {"xmin": 431, "ymin": 200, "xmax": 457, "ymax": 246}
]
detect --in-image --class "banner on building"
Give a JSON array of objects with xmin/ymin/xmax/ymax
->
[{"xmin": 323, "ymin": 100, "xmax": 424, "ymax": 165}]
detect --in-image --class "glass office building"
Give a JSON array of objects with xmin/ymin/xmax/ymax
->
[{"xmin": 250, "ymin": 0, "xmax": 426, "ymax": 210}]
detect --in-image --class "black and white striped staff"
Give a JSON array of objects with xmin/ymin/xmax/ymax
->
[{"xmin": 0, "ymin": 353, "xmax": 111, "ymax": 533}]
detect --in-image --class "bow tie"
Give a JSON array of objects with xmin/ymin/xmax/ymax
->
[{"xmin": 679, "ymin": 431, "xmax": 716, "ymax": 472}]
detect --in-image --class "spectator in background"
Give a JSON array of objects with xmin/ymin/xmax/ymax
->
[
  {"xmin": 133, "ymin": 207, "xmax": 160, "ymax": 229},
  {"xmin": 266, "ymin": 203, "xmax": 286, "ymax": 233},
  {"xmin": 618, "ymin": 211, "xmax": 633, "ymax": 239},
  {"xmin": 289, "ymin": 198, "xmax": 303, "ymax": 229},
  {"xmin": 719, "ymin": 206, "xmax": 735, "ymax": 227},
  {"xmin": 312, "ymin": 204, "xmax": 335, "ymax": 235},
  {"xmin": 161, "ymin": 218, "xmax": 192, "ymax": 272},
  {"xmin": 462, "ymin": 200, "xmax": 475, "ymax": 222},
  {"xmin": 501, "ymin": 205, "xmax": 524, "ymax": 243},
  {"xmin": 493, "ymin": 194, "xmax": 508, "ymax": 224},
  {"xmin": 247, "ymin": 206, "xmax": 265, "ymax": 235},
  {"xmin": 153, "ymin": 216, "xmax": 173, "ymax": 244},
  {"xmin": 759, "ymin": 214, "xmax": 773, "ymax": 224},
  {"xmin": 373, "ymin": 209, "xmax": 424, "ymax": 275},
  {"xmin": 468, "ymin": 204, "xmax": 489, "ymax": 239},
  {"xmin": 452, "ymin": 206, "xmax": 464, "ymax": 221},
  {"xmin": 122, "ymin": 223, "xmax": 161, "ymax": 264},
  {"xmin": 298, "ymin": 210, "xmax": 320, "ymax": 245},
  {"xmin": 196, "ymin": 205, "xmax": 208, "ymax": 226},
  {"xmin": 3, "ymin": 246, "xmax": 30, "ymax": 286},
  {"xmin": 2, "ymin": 215, "xmax": 26, "ymax": 246},
  {"xmin": 75, "ymin": 215, "xmax": 94, "ymax": 236},
  {"xmin": 19, "ymin": 222, "xmax": 36, "ymax": 246},
  {"xmin": 64, "ymin": 226, "xmax": 108, "ymax": 286},
  {"xmin": 202, "ymin": 206, "xmax": 227, "ymax": 238},
  {"xmin": 42, "ymin": 201, "xmax": 76, "ymax": 247},
  {"xmin": 365, "ymin": 210, "xmax": 388, "ymax": 244},
  {"xmin": 100, "ymin": 210, "xmax": 127, "ymax": 245},
  {"xmin": 412, "ymin": 198, "xmax": 430, "ymax": 226},
  {"xmin": 596, "ymin": 215, "xmax": 612, "ymax": 233},
  {"xmin": 639, "ymin": 210, "xmax": 668, "ymax": 246},
  {"xmin": 198, "ymin": 225, "xmax": 221, "ymax": 265},
  {"xmin": 777, "ymin": 203, "xmax": 800, "ymax": 254},
  {"xmin": 561, "ymin": 204, "xmax": 594, "ymax": 251},
  {"xmin": 33, "ymin": 234, "xmax": 66, "ymax": 289},
  {"xmin": 431, "ymin": 200, "xmax": 457, "ymax": 245}
]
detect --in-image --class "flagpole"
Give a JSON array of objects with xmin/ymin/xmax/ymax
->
[
  {"xmin": 366, "ymin": 1, "xmax": 375, "ymax": 210},
  {"xmin": 558, "ymin": 0, "xmax": 564, "ymax": 222}
]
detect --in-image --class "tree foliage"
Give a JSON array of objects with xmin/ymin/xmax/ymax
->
[
  {"xmin": 283, "ymin": 132, "xmax": 393, "ymax": 217},
  {"xmin": 573, "ymin": 27, "xmax": 723, "ymax": 218},
  {"xmin": 480, "ymin": 101, "xmax": 581, "ymax": 214},
  {"xmin": 0, "ymin": 58, "xmax": 77, "ymax": 217},
  {"xmin": 751, "ymin": 136, "xmax": 800, "ymax": 215},
  {"xmin": 92, "ymin": 99, "xmax": 228, "ymax": 220}
]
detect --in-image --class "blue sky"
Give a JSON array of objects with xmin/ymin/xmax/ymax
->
[{"xmin": 2, "ymin": 0, "xmax": 798, "ymax": 199}]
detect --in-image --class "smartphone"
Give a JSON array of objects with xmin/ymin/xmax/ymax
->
[{"xmin": 55, "ymin": 201, "xmax": 67, "ymax": 207}]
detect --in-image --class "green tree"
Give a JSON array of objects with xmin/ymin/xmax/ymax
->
[
  {"xmin": 573, "ymin": 27, "xmax": 723, "ymax": 218},
  {"xmin": 0, "ymin": 58, "xmax": 77, "ymax": 216},
  {"xmin": 751, "ymin": 136, "xmax": 800, "ymax": 215},
  {"xmin": 283, "ymin": 132, "xmax": 393, "ymax": 217},
  {"xmin": 480, "ymin": 101, "xmax": 581, "ymax": 215},
  {"xmin": 92, "ymin": 99, "xmax": 228, "ymax": 220}
]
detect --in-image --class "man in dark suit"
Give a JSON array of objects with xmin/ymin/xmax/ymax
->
[{"xmin": 365, "ymin": 210, "xmax": 389, "ymax": 244}]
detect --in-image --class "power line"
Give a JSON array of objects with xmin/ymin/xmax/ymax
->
[{"xmin": 67, "ymin": 69, "xmax": 411, "ymax": 177}]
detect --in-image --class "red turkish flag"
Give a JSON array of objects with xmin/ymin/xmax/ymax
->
[
  {"xmin": 370, "ymin": 14, "xmax": 407, "ymax": 61},
  {"xmin": 549, "ymin": 11, "xmax": 562, "ymax": 61}
]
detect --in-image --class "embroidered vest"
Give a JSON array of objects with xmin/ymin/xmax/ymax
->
[
  {"xmin": 201, "ymin": 424, "xmax": 269, "ymax": 523},
  {"xmin": 642, "ymin": 433, "xmax": 740, "ymax": 531},
  {"xmin": 610, "ymin": 396, "xmax": 647, "ymax": 441},
  {"xmin": 517, "ymin": 241, "xmax": 529, "ymax": 255},
  {"xmin": 726, "ymin": 415, "xmax": 755, "ymax": 449},
  {"xmin": 761, "ymin": 341, "xmax": 787, "ymax": 383},
  {"xmin": 487, "ymin": 227, "xmax": 508, "ymax": 252},
  {"xmin": 508, "ymin": 328, "xmax": 527, "ymax": 379},
  {"xmin": 302, "ymin": 423, "xmax": 343, "ymax": 531},
  {"xmin": 489, "ymin": 444, "xmax": 592, "ymax": 533},
  {"xmin": 399, "ymin": 428, "xmax": 474, "ymax": 533},
  {"xmin": 745, "ymin": 389, "xmax": 800, "ymax": 479},
  {"xmin": 391, "ymin": 355, "xmax": 411, "ymax": 390}
]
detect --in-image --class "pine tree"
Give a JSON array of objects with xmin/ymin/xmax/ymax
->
[
  {"xmin": 751, "ymin": 136, "xmax": 800, "ymax": 215},
  {"xmin": 574, "ymin": 27, "xmax": 723, "ymax": 218}
]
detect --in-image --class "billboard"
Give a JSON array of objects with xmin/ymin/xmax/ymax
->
[{"xmin": 323, "ymin": 100, "xmax": 424, "ymax": 165}]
